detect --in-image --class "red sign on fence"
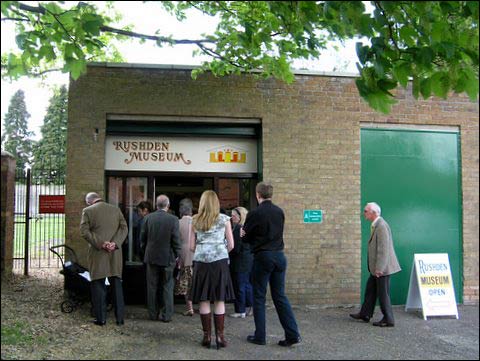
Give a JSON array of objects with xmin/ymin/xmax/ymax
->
[{"xmin": 39, "ymin": 195, "xmax": 65, "ymax": 214}]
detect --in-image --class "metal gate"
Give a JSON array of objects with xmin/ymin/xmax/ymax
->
[{"xmin": 14, "ymin": 164, "xmax": 65, "ymax": 274}]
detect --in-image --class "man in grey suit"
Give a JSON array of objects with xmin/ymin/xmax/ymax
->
[
  {"xmin": 350, "ymin": 202, "xmax": 401, "ymax": 327},
  {"xmin": 140, "ymin": 195, "xmax": 181, "ymax": 322}
]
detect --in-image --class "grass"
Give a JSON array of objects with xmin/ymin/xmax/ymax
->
[
  {"xmin": 1, "ymin": 321, "xmax": 34, "ymax": 346},
  {"xmin": 13, "ymin": 215, "xmax": 65, "ymax": 259}
]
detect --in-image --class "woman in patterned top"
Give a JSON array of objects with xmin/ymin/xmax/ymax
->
[{"xmin": 189, "ymin": 190, "xmax": 235, "ymax": 349}]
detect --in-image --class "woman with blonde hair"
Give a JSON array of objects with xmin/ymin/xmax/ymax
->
[{"xmin": 189, "ymin": 190, "xmax": 235, "ymax": 349}]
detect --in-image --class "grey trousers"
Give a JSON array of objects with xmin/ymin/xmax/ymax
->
[
  {"xmin": 90, "ymin": 276, "xmax": 124, "ymax": 323},
  {"xmin": 146, "ymin": 263, "xmax": 175, "ymax": 321},
  {"xmin": 360, "ymin": 274, "xmax": 394, "ymax": 323}
]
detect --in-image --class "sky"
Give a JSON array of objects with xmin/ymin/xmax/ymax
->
[{"xmin": 1, "ymin": 1, "xmax": 361, "ymax": 141}]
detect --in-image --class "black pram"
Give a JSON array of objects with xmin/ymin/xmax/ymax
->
[{"xmin": 50, "ymin": 245, "xmax": 92, "ymax": 313}]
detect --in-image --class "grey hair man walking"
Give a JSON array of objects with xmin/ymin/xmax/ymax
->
[{"xmin": 350, "ymin": 202, "xmax": 401, "ymax": 327}]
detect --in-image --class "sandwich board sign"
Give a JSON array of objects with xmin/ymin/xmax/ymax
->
[{"xmin": 405, "ymin": 253, "xmax": 458, "ymax": 320}]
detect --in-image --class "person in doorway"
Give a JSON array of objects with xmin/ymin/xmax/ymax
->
[
  {"xmin": 80, "ymin": 192, "xmax": 128, "ymax": 326},
  {"xmin": 134, "ymin": 200, "xmax": 153, "ymax": 261},
  {"xmin": 228, "ymin": 206, "xmax": 254, "ymax": 319},
  {"xmin": 241, "ymin": 182, "xmax": 301, "ymax": 347},
  {"xmin": 189, "ymin": 190, "xmax": 235, "ymax": 349},
  {"xmin": 350, "ymin": 202, "xmax": 401, "ymax": 327},
  {"xmin": 174, "ymin": 198, "xmax": 195, "ymax": 316},
  {"xmin": 140, "ymin": 195, "xmax": 181, "ymax": 322}
]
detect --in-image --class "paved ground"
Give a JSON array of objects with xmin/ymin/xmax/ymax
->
[
  {"xmin": 1, "ymin": 270, "xmax": 478, "ymax": 360},
  {"xmin": 118, "ymin": 303, "xmax": 479, "ymax": 360}
]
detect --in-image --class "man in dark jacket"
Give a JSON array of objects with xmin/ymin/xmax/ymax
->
[
  {"xmin": 242, "ymin": 182, "xmax": 301, "ymax": 347},
  {"xmin": 140, "ymin": 195, "xmax": 181, "ymax": 322}
]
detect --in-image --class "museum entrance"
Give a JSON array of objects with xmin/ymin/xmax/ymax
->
[
  {"xmin": 104, "ymin": 121, "xmax": 261, "ymax": 303},
  {"xmin": 106, "ymin": 172, "xmax": 257, "ymax": 304}
]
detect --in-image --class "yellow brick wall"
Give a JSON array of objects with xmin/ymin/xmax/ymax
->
[{"xmin": 66, "ymin": 65, "xmax": 479, "ymax": 305}]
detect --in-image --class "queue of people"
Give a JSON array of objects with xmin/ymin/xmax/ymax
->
[{"xmin": 80, "ymin": 181, "xmax": 399, "ymax": 349}]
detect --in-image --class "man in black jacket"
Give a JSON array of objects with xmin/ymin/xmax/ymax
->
[
  {"xmin": 242, "ymin": 182, "xmax": 301, "ymax": 347},
  {"xmin": 140, "ymin": 195, "xmax": 181, "ymax": 322}
]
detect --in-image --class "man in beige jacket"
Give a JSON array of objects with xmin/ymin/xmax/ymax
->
[
  {"xmin": 80, "ymin": 192, "xmax": 128, "ymax": 326},
  {"xmin": 350, "ymin": 202, "xmax": 401, "ymax": 327}
]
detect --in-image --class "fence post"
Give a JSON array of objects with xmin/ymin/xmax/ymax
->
[{"xmin": 24, "ymin": 168, "xmax": 31, "ymax": 276}]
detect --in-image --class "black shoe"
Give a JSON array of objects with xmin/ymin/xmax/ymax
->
[
  {"xmin": 349, "ymin": 313, "xmax": 370, "ymax": 322},
  {"xmin": 116, "ymin": 320, "xmax": 124, "ymax": 326},
  {"xmin": 161, "ymin": 318, "xmax": 171, "ymax": 323},
  {"xmin": 278, "ymin": 337, "xmax": 302, "ymax": 347},
  {"xmin": 92, "ymin": 319, "xmax": 106, "ymax": 326},
  {"xmin": 372, "ymin": 320, "xmax": 394, "ymax": 327},
  {"xmin": 247, "ymin": 335, "xmax": 266, "ymax": 345}
]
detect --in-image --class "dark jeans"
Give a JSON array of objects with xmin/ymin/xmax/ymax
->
[
  {"xmin": 252, "ymin": 251, "xmax": 300, "ymax": 342},
  {"xmin": 146, "ymin": 263, "xmax": 174, "ymax": 321},
  {"xmin": 232, "ymin": 271, "xmax": 253, "ymax": 313},
  {"xmin": 360, "ymin": 274, "xmax": 395, "ymax": 323},
  {"xmin": 90, "ymin": 276, "xmax": 124, "ymax": 323}
]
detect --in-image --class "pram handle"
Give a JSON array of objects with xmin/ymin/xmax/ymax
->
[{"xmin": 49, "ymin": 244, "xmax": 79, "ymax": 269}]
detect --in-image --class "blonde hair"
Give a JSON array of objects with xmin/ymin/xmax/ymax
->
[
  {"xmin": 232, "ymin": 206, "xmax": 248, "ymax": 226},
  {"xmin": 193, "ymin": 190, "xmax": 220, "ymax": 232}
]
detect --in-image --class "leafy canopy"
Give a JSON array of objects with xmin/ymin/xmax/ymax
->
[{"xmin": 1, "ymin": 1, "xmax": 478, "ymax": 113}]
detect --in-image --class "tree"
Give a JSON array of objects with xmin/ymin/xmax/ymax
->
[
  {"xmin": 1, "ymin": 89, "xmax": 34, "ymax": 171},
  {"xmin": 32, "ymin": 85, "xmax": 68, "ymax": 182},
  {"xmin": 1, "ymin": 1, "xmax": 478, "ymax": 113}
]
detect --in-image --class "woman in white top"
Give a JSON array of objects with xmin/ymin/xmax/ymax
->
[{"xmin": 189, "ymin": 190, "xmax": 234, "ymax": 349}]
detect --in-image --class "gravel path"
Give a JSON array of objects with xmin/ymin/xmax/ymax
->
[{"xmin": 2, "ymin": 269, "xmax": 478, "ymax": 360}]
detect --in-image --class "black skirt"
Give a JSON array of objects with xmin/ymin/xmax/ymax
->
[{"xmin": 189, "ymin": 259, "xmax": 235, "ymax": 303}]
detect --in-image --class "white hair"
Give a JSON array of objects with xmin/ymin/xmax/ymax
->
[
  {"xmin": 85, "ymin": 192, "xmax": 101, "ymax": 205},
  {"xmin": 366, "ymin": 202, "xmax": 381, "ymax": 215},
  {"xmin": 156, "ymin": 194, "xmax": 170, "ymax": 210}
]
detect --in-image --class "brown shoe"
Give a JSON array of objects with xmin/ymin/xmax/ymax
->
[
  {"xmin": 200, "ymin": 313, "xmax": 212, "ymax": 348},
  {"xmin": 214, "ymin": 313, "xmax": 227, "ymax": 349}
]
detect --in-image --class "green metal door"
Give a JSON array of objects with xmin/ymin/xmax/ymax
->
[{"xmin": 360, "ymin": 128, "xmax": 462, "ymax": 305}]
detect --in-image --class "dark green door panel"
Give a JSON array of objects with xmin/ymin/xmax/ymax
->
[{"xmin": 360, "ymin": 128, "xmax": 462, "ymax": 305}]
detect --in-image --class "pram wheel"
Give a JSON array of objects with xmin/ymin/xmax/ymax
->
[{"xmin": 61, "ymin": 300, "xmax": 75, "ymax": 313}]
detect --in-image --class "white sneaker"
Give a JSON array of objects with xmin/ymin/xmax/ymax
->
[
  {"xmin": 246, "ymin": 307, "xmax": 253, "ymax": 317},
  {"xmin": 228, "ymin": 312, "xmax": 246, "ymax": 318}
]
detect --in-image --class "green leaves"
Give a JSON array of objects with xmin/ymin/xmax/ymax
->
[
  {"xmin": 1, "ymin": 1, "xmax": 478, "ymax": 114},
  {"xmin": 2, "ymin": 1, "xmax": 123, "ymax": 80}
]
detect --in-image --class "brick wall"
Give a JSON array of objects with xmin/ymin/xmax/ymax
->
[
  {"xmin": 1, "ymin": 152, "xmax": 16, "ymax": 278},
  {"xmin": 66, "ymin": 65, "xmax": 479, "ymax": 305}
]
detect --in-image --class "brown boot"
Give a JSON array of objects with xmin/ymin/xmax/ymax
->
[
  {"xmin": 200, "ymin": 313, "xmax": 212, "ymax": 348},
  {"xmin": 214, "ymin": 313, "xmax": 227, "ymax": 349}
]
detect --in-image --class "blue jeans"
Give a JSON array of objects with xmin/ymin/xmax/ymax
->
[
  {"xmin": 252, "ymin": 251, "xmax": 300, "ymax": 342},
  {"xmin": 232, "ymin": 272, "xmax": 253, "ymax": 313}
]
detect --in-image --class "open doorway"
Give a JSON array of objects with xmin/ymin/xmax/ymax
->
[{"xmin": 154, "ymin": 176, "xmax": 213, "ymax": 216}]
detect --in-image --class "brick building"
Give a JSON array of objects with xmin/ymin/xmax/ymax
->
[{"xmin": 66, "ymin": 63, "xmax": 479, "ymax": 306}]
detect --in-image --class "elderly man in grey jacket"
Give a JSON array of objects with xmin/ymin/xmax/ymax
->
[
  {"xmin": 140, "ymin": 195, "xmax": 181, "ymax": 322},
  {"xmin": 80, "ymin": 192, "xmax": 128, "ymax": 326},
  {"xmin": 350, "ymin": 202, "xmax": 401, "ymax": 327}
]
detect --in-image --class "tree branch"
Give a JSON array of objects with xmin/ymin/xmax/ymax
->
[
  {"xmin": 99, "ymin": 26, "xmax": 214, "ymax": 45},
  {"xmin": 1, "ymin": 17, "xmax": 31, "ymax": 22},
  {"xmin": 374, "ymin": 1, "xmax": 400, "ymax": 52},
  {"xmin": 15, "ymin": 1, "xmax": 215, "ymax": 46},
  {"xmin": 196, "ymin": 43, "xmax": 242, "ymax": 68}
]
